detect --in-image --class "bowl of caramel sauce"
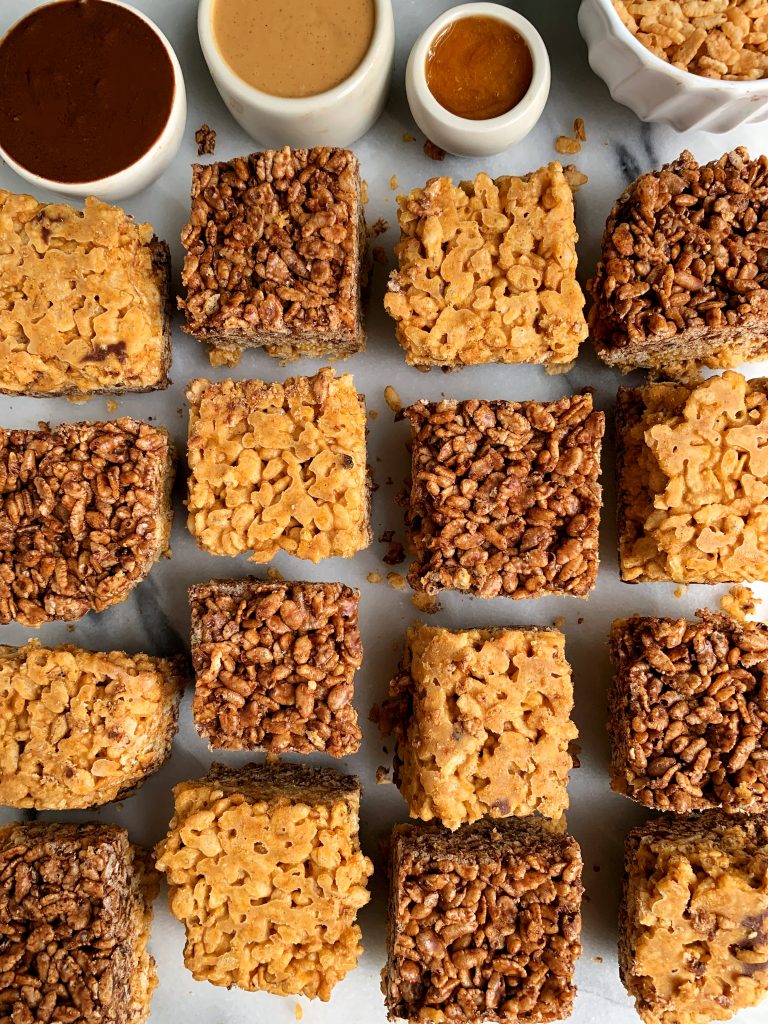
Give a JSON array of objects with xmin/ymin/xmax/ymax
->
[
  {"xmin": 405, "ymin": 2, "xmax": 551, "ymax": 157},
  {"xmin": 0, "ymin": 0, "xmax": 186, "ymax": 200},
  {"xmin": 198, "ymin": 0, "xmax": 394, "ymax": 148}
]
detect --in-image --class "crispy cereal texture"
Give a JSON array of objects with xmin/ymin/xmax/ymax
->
[
  {"xmin": 379, "ymin": 624, "xmax": 577, "ymax": 830},
  {"xmin": 189, "ymin": 578, "xmax": 362, "ymax": 755},
  {"xmin": 616, "ymin": 371, "xmax": 768, "ymax": 583},
  {"xmin": 405, "ymin": 394, "xmax": 604, "ymax": 598},
  {"xmin": 590, "ymin": 149, "xmax": 768, "ymax": 379},
  {"xmin": 186, "ymin": 368, "xmax": 370, "ymax": 562},
  {"xmin": 608, "ymin": 612, "xmax": 768, "ymax": 814},
  {"xmin": 613, "ymin": 2, "xmax": 768, "ymax": 80},
  {"xmin": 385, "ymin": 818, "xmax": 583, "ymax": 1024},
  {"xmin": 0, "ymin": 641, "xmax": 186, "ymax": 810},
  {"xmin": 620, "ymin": 812, "xmax": 768, "ymax": 1024},
  {"xmin": 0, "ymin": 821, "xmax": 160, "ymax": 1024},
  {"xmin": 0, "ymin": 192, "xmax": 171, "ymax": 396},
  {"xmin": 0, "ymin": 418, "xmax": 175, "ymax": 626},
  {"xmin": 179, "ymin": 147, "xmax": 365, "ymax": 366},
  {"xmin": 154, "ymin": 762, "xmax": 373, "ymax": 1000},
  {"xmin": 384, "ymin": 165, "xmax": 587, "ymax": 369}
]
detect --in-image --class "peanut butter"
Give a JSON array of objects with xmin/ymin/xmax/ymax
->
[{"xmin": 212, "ymin": 0, "xmax": 375, "ymax": 99}]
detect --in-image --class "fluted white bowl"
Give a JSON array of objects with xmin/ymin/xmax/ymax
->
[{"xmin": 578, "ymin": 0, "xmax": 768, "ymax": 133}]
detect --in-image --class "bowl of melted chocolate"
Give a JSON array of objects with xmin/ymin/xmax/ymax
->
[{"xmin": 0, "ymin": 0, "xmax": 186, "ymax": 200}]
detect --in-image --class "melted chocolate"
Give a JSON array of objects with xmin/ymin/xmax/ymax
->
[{"xmin": 0, "ymin": 0, "xmax": 175, "ymax": 183}]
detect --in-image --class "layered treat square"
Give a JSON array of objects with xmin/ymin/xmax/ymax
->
[
  {"xmin": 620, "ymin": 812, "xmax": 768, "ymax": 1024},
  {"xmin": 384, "ymin": 164, "xmax": 588, "ymax": 369},
  {"xmin": 0, "ymin": 192, "xmax": 171, "ymax": 396},
  {"xmin": 609, "ymin": 611, "xmax": 768, "ymax": 814},
  {"xmin": 590, "ymin": 149, "xmax": 768, "ymax": 378},
  {"xmin": 379, "ymin": 624, "xmax": 577, "ymax": 830},
  {"xmin": 384, "ymin": 819, "xmax": 583, "ymax": 1024},
  {"xmin": 0, "ymin": 417, "xmax": 175, "ymax": 625},
  {"xmin": 186, "ymin": 368, "xmax": 370, "ymax": 562},
  {"xmin": 189, "ymin": 578, "xmax": 362, "ymax": 755},
  {"xmin": 179, "ymin": 146, "xmax": 365, "ymax": 366},
  {"xmin": 0, "ymin": 640, "xmax": 186, "ymax": 810},
  {"xmin": 616, "ymin": 371, "xmax": 768, "ymax": 583},
  {"xmin": 404, "ymin": 394, "xmax": 604, "ymax": 598},
  {"xmin": 154, "ymin": 762, "xmax": 372, "ymax": 1000},
  {"xmin": 0, "ymin": 821, "xmax": 159, "ymax": 1024}
]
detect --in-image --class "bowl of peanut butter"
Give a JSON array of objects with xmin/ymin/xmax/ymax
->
[{"xmin": 198, "ymin": 0, "xmax": 394, "ymax": 148}]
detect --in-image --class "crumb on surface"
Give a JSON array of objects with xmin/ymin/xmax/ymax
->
[
  {"xmin": 372, "ymin": 246, "xmax": 387, "ymax": 265},
  {"xmin": 105, "ymin": 399, "xmax": 118, "ymax": 413},
  {"xmin": 411, "ymin": 592, "xmax": 441, "ymax": 615},
  {"xmin": 368, "ymin": 409, "xmax": 378, "ymax": 420},
  {"xmin": 387, "ymin": 571, "xmax": 406, "ymax": 590},
  {"xmin": 195, "ymin": 123, "xmax": 216, "ymax": 155},
  {"xmin": 720, "ymin": 584, "xmax": 759, "ymax": 622},
  {"xmin": 376, "ymin": 766, "xmax": 391, "ymax": 784},
  {"xmin": 423, "ymin": 139, "xmax": 446, "ymax": 161},
  {"xmin": 384, "ymin": 385, "xmax": 402, "ymax": 414},
  {"xmin": 367, "ymin": 571, "xmax": 383, "ymax": 584},
  {"xmin": 574, "ymin": 118, "xmax": 587, "ymax": 141},
  {"xmin": 390, "ymin": 175, "xmax": 399, "ymax": 191},
  {"xmin": 553, "ymin": 616, "xmax": 566, "ymax": 628},
  {"xmin": 556, "ymin": 136, "xmax": 581, "ymax": 155},
  {"xmin": 563, "ymin": 164, "xmax": 589, "ymax": 192},
  {"xmin": 367, "ymin": 217, "xmax": 389, "ymax": 238},
  {"xmin": 402, "ymin": 133, "xmax": 415, "ymax": 143}
]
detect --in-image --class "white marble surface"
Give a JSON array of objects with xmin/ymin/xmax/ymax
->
[{"xmin": 1, "ymin": 1, "xmax": 767, "ymax": 1022}]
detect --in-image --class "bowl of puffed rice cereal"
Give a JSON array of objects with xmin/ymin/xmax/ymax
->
[{"xmin": 578, "ymin": 0, "xmax": 768, "ymax": 132}]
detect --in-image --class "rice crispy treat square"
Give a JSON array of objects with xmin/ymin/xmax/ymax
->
[
  {"xmin": 154, "ymin": 762, "xmax": 373, "ymax": 1000},
  {"xmin": 0, "ymin": 417, "xmax": 175, "ymax": 626},
  {"xmin": 178, "ymin": 146, "xmax": 365, "ymax": 367},
  {"xmin": 384, "ymin": 818, "xmax": 583, "ymax": 1024},
  {"xmin": 186, "ymin": 367, "xmax": 371, "ymax": 562},
  {"xmin": 189, "ymin": 577, "xmax": 362, "ymax": 755},
  {"xmin": 0, "ymin": 640, "xmax": 186, "ymax": 810},
  {"xmin": 384, "ymin": 164, "xmax": 588, "ymax": 369},
  {"xmin": 404, "ymin": 394, "xmax": 604, "ymax": 598},
  {"xmin": 590, "ymin": 149, "xmax": 768, "ymax": 379},
  {"xmin": 0, "ymin": 192, "xmax": 171, "ymax": 396},
  {"xmin": 0, "ymin": 821, "xmax": 160, "ymax": 1024},
  {"xmin": 620, "ymin": 811, "xmax": 768, "ymax": 1024},
  {"xmin": 608, "ymin": 611, "xmax": 768, "ymax": 814},
  {"xmin": 616, "ymin": 371, "xmax": 768, "ymax": 583},
  {"xmin": 378, "ymin": 623, "xmax": 577, "ymax": 831}
]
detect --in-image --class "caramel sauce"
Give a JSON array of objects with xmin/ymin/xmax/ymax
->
[
  {"xmin": 213, "ymin": 0, "xmax": 375, "ymax": 99},
  {"xmin": 0, "ymin": 0, "xmax": 175, "ymax": 184},
  {"xmin": 426, "ymin": 16, "xmax": 533, "ymax": 121}
]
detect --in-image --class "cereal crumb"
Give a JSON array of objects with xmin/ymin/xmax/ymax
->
[
  {"xmin": 411, "ymin": 592, "xmax": 441, "ymax": 614},
  {"xmin": 674, "ymin": 585, "xmax": 688, "ymax": 599},
  {"xmin": 361, "ymin": 179, "xmax": 369, "ymax": 205},
  {"xmin": 385, "ymin": 476, "xmax": 394, "ymax": 486},
  {"xmin": 387, "ymin": 571, "xmax": 406, "ymax": 591},
  {"xmin": 367, "ymin": 217, "xmax": 389, "ymax": 239},
  {"xmin": 720, "ymin": 585, "xmax": 759, "ymax": 623},
  {"xmin": 295, "ymin": 1005, "xmax": 303, "ymax": 1022},
  {"xmin": 383, "ymin": 541, "xmax": 405, "ymax": 566},
  {"xmin": 195, "ymin": 123, "xmax": 216, "ymax": 155},
  {"xmin": 389, "ymin": 175, "xmax": 399, "ymax": 191},
  {"xmin": 577, "ymin": 617, "xmax": 584, "ymax": 625},
  {"xmin": 373, "ymin": 245, "xmax": 387, "ymax": 265},
  {"xmin": 376, "ymin": 766, "xmax": 392, "ymax": 784},
  {"xmin": 384, "ymin": 385, "xmax": 402, "ymax": 414},
  {"xmin": 555, "ymin": 135, "xmax": 581, "ymax": 155},
  {"xmin": 66, "ymin": 393, "xmax": 90, "ymax": 405},
  {"xmin": 266, "ymin": 567, "xmax": 285, "ymax": 582},
  {"xmin": 66, "ymin": 624, "xmax": 75, "ymax": 633},
  {"xmin": 563, "ymin": 164, "xmax": 589, "ymax": 192},
  {"xmin": 367, "ymin": 571, "xmax": 383, "ymax": 584},
  {"xmin": 368, "ymin": 409, "xmax": 379, "ymax": 420},
  {"xmin": 592, "ymin": 864, "xmax": 601, "ymax": 872},
  {"xmin": 423, "ymin": 139, "xmax": 446, "ymax": 161},
  {"xmin": 402, "ymin": 133, "xmax": 415, "ymax": 143},
  {"xmin": 553, "ymin": 616, "xmax": 566, "ymax": 628},
  {"xmin": 105, "ymin": 399, "xmax": 118, "ymax": 413},
  {"xmin": 379, "ymin": 530, "xmax": 394, "ymax": 543},
  {"xmin": 593, "ymin": 955, "xmax": 603, "ymax": 964},
  {"xmin": 574, "ymin": 117, "xmax": 587, "ymax": 142}
]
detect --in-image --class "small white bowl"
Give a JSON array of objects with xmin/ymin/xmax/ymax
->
[
  {"xmin": 405, "ymin": 2, "xmax": 551, "ymax": 158},
  {"xmin": 0, "ymin": 1, "xmax": 186, "ymax": 202},
  {"xmin": 579, "ymin": 0, "xmax": 768, "ymax": 133},
  {"xmin": 198, "ymin": 0, "xmax": 394, "ymax": 149}
]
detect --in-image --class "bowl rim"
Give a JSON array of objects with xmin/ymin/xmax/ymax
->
[
  {"xmin": 587, "ymin": 0, "xmax": 768, "ymax": 93},
  {"xmin": 198, "ymin": 0, "xmax": 393, "ymax": 111},
  {"xmin": 407, "ymin": 1, "xmax": 551, "ymax": 136},
  {"xmin": 0, "ymin": 0, "xmax": 186, "ymax": 193}
]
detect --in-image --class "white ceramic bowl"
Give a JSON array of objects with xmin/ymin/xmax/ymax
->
[
  {"xmin": 405, "ymin": 2, "xmax": 550, "ymax": 158},
  {"xmin": 0, "ymin": 1, "xmax": 186, "ymax": 202},
  {"xmin": 578, "ymin": 0, "xmax": 768, "ymax": 133},
  {"xmin": 198, "ymin": 0, "xmax": 394, "ymax": 149}
]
